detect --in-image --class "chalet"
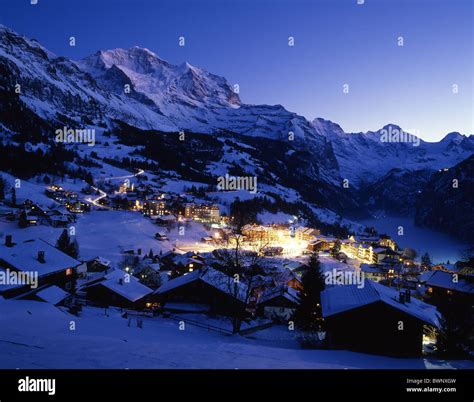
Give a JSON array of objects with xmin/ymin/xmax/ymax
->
[
  {"xmin": 159, "ymin": 251, "xmax": 205, "ymax": 275},
  {"xmin": 159, "ymin": 250, "xmax": 181, "ymax": 265},
  {"xmin": 419, "ymin": 270, "xmax": 474, "ymax": 300},
  {"xmin": 256, "ymin": 285, "xmax": 300, "ymax": 321},
  {"xmin": 308, "ymin": 235, "xmax": 336, "ymax": 252},
  {"xmin": 432, "ymin": 262, "xmax": 460, "ymax": 274},
  {"xmin": 48, "ymin": 207, "xmax": 74, "ymax": 221},
  {"xmin": 86, "ymin": 256, "xmax": 111, "ymax": 273},
  {"xmin": 321, "ymin": 280, "xmax": 440, "ymax": 356},
  {"xmin": 82, "ymin": 269, "xmax": 153, "ymax": 309},
  {"xmin": 272, "ymin": 268, "xmax": 303, "ymax": 291},
  {"xmin": 22, "ymin": 211, "xmax": 39, "ymax": 226},
  {"xmin": 152, "ymin": 267, "xmax": 248, "ymax": 315},
  {"xmin": 283, "ymin": 260, "xmax": 309, "ymax": 276},
  {"xmin": 456, "ymin": 258, "xmax": 474, "ymax": 277},
  {"xmin": 24, "ymin": 202, "xmax": 49, "ymax": 218},
  {"xmin": 134, "ymin": 263, "xmax": 164, "ymax": 289},
  {"xmin": 359, "ymin": 264, "xmax": 386, "ymax": 282},
  {"xmin": 65, "ymin": 200, "xmax": 90, "ymax": 214},
  {"xmin": 153, "ymin": 214, "xmax": 177, "ymax": 226},
  {"xmin": 155, "ymin": 232, "xmax": 169, "ymax": 241},
  {"xmin": 45, "ymin": 185, "xmax": 78, "ymax": 203},
  {"xmin": 0, "ymin": 236, "xmax": 81, "ymax": 299}
]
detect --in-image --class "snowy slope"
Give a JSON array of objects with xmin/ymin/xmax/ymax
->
[{"xmin": 0, "ymin": 299, "xmax": 472, "ymax": 369}]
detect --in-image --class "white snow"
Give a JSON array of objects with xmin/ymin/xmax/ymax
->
[
  {"xmin": 0, "ymin": 299, "xmax": 472, "ymax": 369},
  {"xmin": 0, "ymin": 238, "xmax": 81, "ymax": 276},
  {"xmin": 35, "ymin": 285, "xmax": 69, "ymax": 305}
]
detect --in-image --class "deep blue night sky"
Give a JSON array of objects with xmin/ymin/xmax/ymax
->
[{"xmin": 0, "ymin": 0, "xmax": 472, "ymax": 140}]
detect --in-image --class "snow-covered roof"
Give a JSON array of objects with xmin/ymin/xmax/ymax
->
[
  {"xmin": 360, "ymin": 264, "xmax": 384, "ymax": 274},
  {"xmin": 155, "ymin": 269, "xmax": 201, "ymax": 294},
  {"xmin": 321, "ymin": 280, "xmax": 440, "ymax": 327},
  {"xmin": 155, "ymin": 267, "xmax": 248, "ymax": 302},
  {"xmin": 284, "ymin": 260, "xmax": 307, "ymax": 271},
  {"xmin": 419, "ymin": 270, "xmax": 474, "ymax": 294},
  {"xmin": 273, "ymin": 268, "xmax": 300, "ymax": 286},
  {"xmin": 258, "ymin": 285, "xmax": 301, "ymax": 306},
  {"xmin": 91, "ymin": 256, "xmax": 111, "ymax": 267},
  {"xmin": 87, "ymin": 269, "xmax": 153, "ymax": 302},
  {"xmin": 0, "ymin": 238, "xmax": 81, "ymax": 276},
  {"xmin": 35, "ymin": 285, "xmax": 70, "ymax": 304},
  {"xmin": 146, "ymin": 263, "xmax": 161, "ymax": 271}
]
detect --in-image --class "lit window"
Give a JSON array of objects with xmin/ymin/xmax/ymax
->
[{"xmin": 66, "ymin": 268, "xmax": 73, "ymax": 276}]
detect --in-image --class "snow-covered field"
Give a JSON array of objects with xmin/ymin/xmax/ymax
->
[
  {"xmin": 0, "ymin": 210, "xmax": 216, "ymax": 265},
  {"xmin": 1, "ymin": 299, "xmax": 473, "ymax": 369}
]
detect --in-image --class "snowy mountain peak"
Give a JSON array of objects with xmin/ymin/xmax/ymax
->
[
  {"xmin": 80, "ymin": 45, "xmax": 241, "ymax": 111},
  {"xmin": 311, "ymin": 118, "xmax": 345, "ymax": 137},
  {"xmin": 82, "ymin": 46, "xmax": 170, "ymax": 74},
  {"xmin": 441, "ymin": 132, "xmax": 464, "ymax": 143}
]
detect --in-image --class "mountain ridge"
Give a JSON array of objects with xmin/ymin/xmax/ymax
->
[{"xmin": 0, "ymin": 24, "xmax": 472, "ymax": 199}]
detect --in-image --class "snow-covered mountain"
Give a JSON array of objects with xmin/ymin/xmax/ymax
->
[
  {"xmin": 0, "ymin": 25, "xmax": 341, "ymax": 183},
  {"xmin": 79, "ymin": 47, "xmax": 241, "ymax": 110},
  {"xmin": 0, "ymin": 24, "xmax": 472, "ymax": 228},
  {"xmin": 312, "ymin": 118, "xmax": 474, "ymax": 186}
]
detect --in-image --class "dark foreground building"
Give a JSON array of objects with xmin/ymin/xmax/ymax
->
[{"xmin": 321, "ymin": 280, "xmax": 440, "ymax": 356}]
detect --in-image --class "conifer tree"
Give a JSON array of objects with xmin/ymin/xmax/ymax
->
[{"xmin": 294, "ymin": 252, "xmax": 326, "ymax": 330}]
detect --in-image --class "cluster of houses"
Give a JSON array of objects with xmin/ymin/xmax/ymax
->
[
  {"xmin": 0, "ymin": 234, "xmax": 305, "ymax": 322},
  {"xmin": 46, "ymin": 184, "xmax": 90, "ymax": 214},
  {"xmin": 93, "ymin": 179, "xmax": 223, "ymax": 226},
  {"xmin": 1, "ymin": 179, "xmax": 472, "ymax": 358},
  {"xmin": 0, "ymin": 229, "xmax": 472, "ymax": 357},
  {"xmin": 0, "ymin": 198, "xmax": 79, "ymax": 229}
]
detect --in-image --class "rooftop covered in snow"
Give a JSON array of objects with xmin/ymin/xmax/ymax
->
[
  {"xmin": 321, "ymin": 280, "xmax": 440, "ymax": 327},
  {"xmin": 0, "ymin": 238, "xmax": 81, "ymax": 276}
]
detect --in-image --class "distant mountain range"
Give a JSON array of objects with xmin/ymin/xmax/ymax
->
[{"xmin": 0, "ymin": 24, "xmax": 472, "ymax": 238}]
